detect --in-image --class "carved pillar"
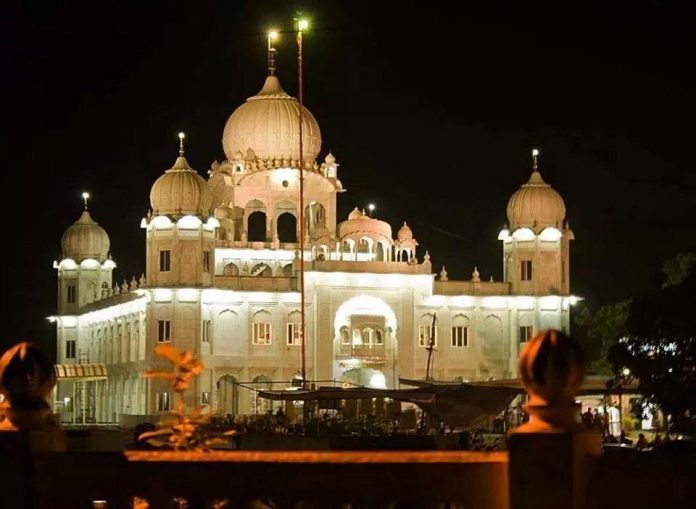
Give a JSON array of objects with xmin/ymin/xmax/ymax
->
[{"xmin": 509, "ymin": 329, "xmax": 601, "ymax": 509}]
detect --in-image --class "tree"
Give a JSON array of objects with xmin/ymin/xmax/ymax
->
[
  {"xmin": 574, "ymin": 301, "xmax": 629, "ymax": 375},
  {"xmin": 609, "ymin": 269, "xmax": 696, "ymax": 430}
]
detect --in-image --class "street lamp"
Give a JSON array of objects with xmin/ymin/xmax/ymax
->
[{"xmin": 295, "ymin": 15, "xmax": 309, "ymax": 391}]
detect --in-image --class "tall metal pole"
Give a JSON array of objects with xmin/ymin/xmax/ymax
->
[{"xmin": 297, "ymin": 24, "xmax": 307, "ymax": 391}]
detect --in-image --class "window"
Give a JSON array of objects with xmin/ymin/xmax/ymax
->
[
  {"xmin": 419, "ymin": 324, "xmax": 437, "ymax": 347},
  {"xmin": 67, "ymin": 284, "xmax": 76, "ymax": 304},
  {"xmin": 287, "ymin": 322, "xmax": 302, "ymax": 346},
  {"xmin": 203, "ymin": 251, "xmax": 211, "ymax": 273},
  {"xmin": 252, "ymin": 322, "xmax": 272, "ymax": 345},
  {"xmin": 158, "ymin": 320, "xmax": 171, "ymax": 342},
  {"xmin": 374, "ymin": 329, "xmax": 383, "ymax": 345},
  {"xmin": 159, "ymin": 250, "xmax": 171, "ymax": 272},
  {"xmin": 520, "ymin": 325, "xmax": 534, "ymax": 343},
  {"xmin": 340, "ymin": 326, "xmax": 351, "ymax": 345},
  {"xmin": 451, "ymin": 326, "xmax": 468, "ymax": 347},
  {"xmin": 202, "ymin": 320, "xmax": 211, "ymax": 343},
  {"xmin": 66, "ymin": 340, "xmax": 76, "ymax": 359},
  {"xmin": 362, "ymin": 328, "xmax": 374, "ymax": 345},
  {"xmin": 201, "ymin": 392, "xmax": 210, "ymax": 405},
  {"xmin": 156, "ymin": 392, "xmax": 171, "ymax": 412},
  {"xmin": 521, "ymin": 260, "xmax": 533, "ymax": 281}
]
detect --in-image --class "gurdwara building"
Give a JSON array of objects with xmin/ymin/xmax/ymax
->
[{"xmin": 51, "ymin": 64, "xmax": 576, "ymax": 423}]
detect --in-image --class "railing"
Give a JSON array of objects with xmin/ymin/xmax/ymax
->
[
  {"xmin": 336, "ymin": 344, "xmax": 388, "ymax": 359},
  {"xmin": 216, "ymin": 276, "xmax": 296, "ymax": 291},
  {"xmin": 12, "ymin": 447, "xmax": 509, "ymax": 508}
]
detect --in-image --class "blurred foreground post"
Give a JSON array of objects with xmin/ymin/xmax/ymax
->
[{"xmin": 509, "ymin": 330, "xmax": 601, "ymax": 509}]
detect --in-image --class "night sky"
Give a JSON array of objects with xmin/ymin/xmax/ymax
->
[{"xmin": 3, "ymin": 1, "xmax": 695, "ymax": 358}]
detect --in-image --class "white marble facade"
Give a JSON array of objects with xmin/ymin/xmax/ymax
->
[{"xmin": 52, "ymin": 70, "xmax": 576, "ymax": 422}]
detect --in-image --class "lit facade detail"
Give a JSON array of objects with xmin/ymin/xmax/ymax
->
[{"xmin": 52, "ymin": 67, "xmax": 576, "ymax": 423}]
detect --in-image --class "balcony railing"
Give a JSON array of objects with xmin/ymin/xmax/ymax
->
[{"xmin": 336, "ymin": 343, "xmax": 388, "ymax": 360}]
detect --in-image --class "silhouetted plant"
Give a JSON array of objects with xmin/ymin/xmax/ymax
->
[{"xmin": 139, "ymin": 344, "xmax": 235, "ymax": 450}]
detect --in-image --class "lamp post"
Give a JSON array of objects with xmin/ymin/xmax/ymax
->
[{"xmin": 296, "ymin": 16, "xmax": 309, "ymax": 391}]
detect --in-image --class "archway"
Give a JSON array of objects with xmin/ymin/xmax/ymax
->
[
  {"xmin": 247, "ymin": 211, "xmax": 267, "ymax": 242},
  {"xmin": 333, "ymin": 295, "xmax": 398, "ymax": 388},
  {"xmin": 217, "ymin": 375, "xmax": 239, "ymax": 415},
  {"xmin": 277, "ymin": 212, "xmax": 297, "ymax": 243},
  {"xmin": 252, "ymin": 375, "xmax": 273, "ymax": 415}
]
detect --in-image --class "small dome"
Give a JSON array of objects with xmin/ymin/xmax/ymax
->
[
  {"xmin": 325, "ymin": 152, "xmax": 336, "ymax": 164},
  {"xmin": 150, "ymin": 155, "xmax": 212, "ymax": 217},
  {"xmin": 338, "ymin": 214, "xmax": 393, "ymax": 241},
  {"xmin": 348, "ymin": 207, "xmax": 363, "ymax": 221},
  {"xmin": 222, "ymin": 75, "xmax": 322, "ymax": 163},
  {"xmin": 506, "ymin": 170, "xmax": 566, "ymax": 231},
  {"xmin": 61, "ymin": 210, "xmax": 110, "ymax": 263},
  {"xmin": 397, "ymin": 222, "xmax": 413, "ymax": 242}
]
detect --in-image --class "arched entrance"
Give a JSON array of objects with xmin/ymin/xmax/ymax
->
[
  {"xmin": 333, "ymin": 295, "xmax": 398, "ymax": 388},
  {"xmin": 277, "ymin": 212, "xmax": 297, "ymax": 243},
  {"xmin": 252, "ymin": 375, "xmax": 272, "ymax": 415},
  {"xmin": 247, "ymin": 211, "xmax": 267, "ymax": 241},
  {"xmin": 217, "ymin": 375, "xmax": 239, "ymax": 415}
]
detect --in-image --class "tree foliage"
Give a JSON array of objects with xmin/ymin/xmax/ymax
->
[
  {"xmin": 574, "ymin": 301, "xmax": 629, "ymax": 375},
  {"xmin": 609, "ymin": 266, "xmax": 696, "ymax": 426}
]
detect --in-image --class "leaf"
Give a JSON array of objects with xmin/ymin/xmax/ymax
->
[
  {"xmin": 189, "ymin": 405, "xmax": 208, "ymax": 420},
  {"xmin": 154, "ymin": 344, "xmax": 182, "ymax": 365},
  {"xmin": 223, "ymin": 429, "xmax": 238, "ymax": 436},
  {"xmin": 139, "ymin": 428, "xmax": 174, "ymax": 441},
  {"xmin": 142, "ymin": 371, "xmax": 176, "ymax": 380},
  {"xmin": 146, "ymin": 438, "xmax": 170, "ymax": 448}
]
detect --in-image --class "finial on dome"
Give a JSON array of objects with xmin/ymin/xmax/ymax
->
[
  {"xmin": 532, "ymin": 148, "xmax": 540, "ymax": 170},
  {"xmin": 178, "ymin": 132, "xmax": 186, "ymax": 156},
  {"xmin": 267, "ymin": 30, "xmax": 278, "ymax": 76},
  {"xmin": 81, "ymin": 192, "xmax": 90, "ymax": 210},
  {"xmin": 472, "ymin": 266, "xmax": 480, "ymax": 282}
]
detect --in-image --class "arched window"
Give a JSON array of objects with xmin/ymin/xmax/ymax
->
[
  {"xmin": 352, "ymin": 328, "xmax": 362, "ymax": 345},
  {"xmin": 247, "ymin": 211, "xmax": 266, "ymax": 242},
  {"xmin": 252, "ymin": 375, "xmax": 273, "ymax": 414},
  {"xmin": 277, "ymin": 212, "xmax": 297, "ymax": 243},
  {"xmin": 362, "ymin": 327, "xmax": 374, "ymax": 345},
  {"xmin": 250, "ymin": 263, "xmax": 273, "ymax": 277},
  {"xmin": 223, "ymin": 262, "xmax": 240, "ymax": 276},
  {"xmin": 340, "ymin": 326, "xmax": 351, "ymax": 345},
  {"xmin": 357, "ymin": 238, "xmax": 372, "ymax": 253},
  {"xmin": 451, "ymin": 315, "xmax": 470, "ymax": 348},
  {"xmin": 418, "ymin": 314, "xmax": 437, "ymax": 347}
]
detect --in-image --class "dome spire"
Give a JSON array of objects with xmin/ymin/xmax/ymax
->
[
  {"xmin": 81, "ymin": 191, "xmax": 90, "ymax": 211},
  {"xmin": 532, "ymin": 148, "xmax": 540, "ymax": 171},
  {"xmin": 267, "ymin": 30, "xmax": 278, "ymax": 76},
  {"xmin": 178, "ymin": 132, "xmax": 186, "ymax": 156}
]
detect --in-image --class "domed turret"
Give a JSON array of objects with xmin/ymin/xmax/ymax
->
[
  {"xmin": 150, "ymin": 135, "xmax": 212, "ymax": 217},
  {"xmin": 397, "ymin": 222, "xmax": 413, "ymax": 242},
  {"xmin": 61, "ymin": 210, "xmax": 110, "ymax": 263},
  {"xmin": 506, "ymin": 152, "xmax": 565, "ymax": 231},
  {"xmin": 221, "ymin": 75, "xmax": 322, "ymax": 164}
]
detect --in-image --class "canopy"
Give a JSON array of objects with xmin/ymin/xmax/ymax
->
[
  {"xmin": 403, "ymin": 376, "xmax": 640, "ymax": 396},
  {"xmin": 54, "ymin": 363, "xmax": 108, "ymax": 381},
  {"xmin": 257, "ymin": 386, "xmax": 434, "ymax": 403}
]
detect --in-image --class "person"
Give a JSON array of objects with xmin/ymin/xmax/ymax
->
[
  {"xmin": 0, "ymin": 342, "xmax": 65, "ymax": 451},
  {"xmin": 635, "ymin": 433, "xmax": 648, "ymax": 449},
  {"xmin": 582, "ymin": 408, "xmax": 593, "ymax": 428},
  {"xmin": 619, "ymin": 430, "xmax": 632, "ymax": 445},
  {"xmin": 652, "ymin": 433, "xmax": 662, "ymax": 446}
]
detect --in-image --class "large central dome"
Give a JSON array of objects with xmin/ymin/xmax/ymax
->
[{"xmin": 222, "ymin": 75, "xmax": 322, "ymax": 163}]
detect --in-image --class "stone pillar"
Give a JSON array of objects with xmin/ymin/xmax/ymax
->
[{"xmin": 508, "ymin": 330, "xmax": 600, "ymax": 509}]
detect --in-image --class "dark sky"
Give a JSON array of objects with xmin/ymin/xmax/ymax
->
[{"xmin": 2, "ymin": 1, "xmax": 695, "ymax": 357}]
